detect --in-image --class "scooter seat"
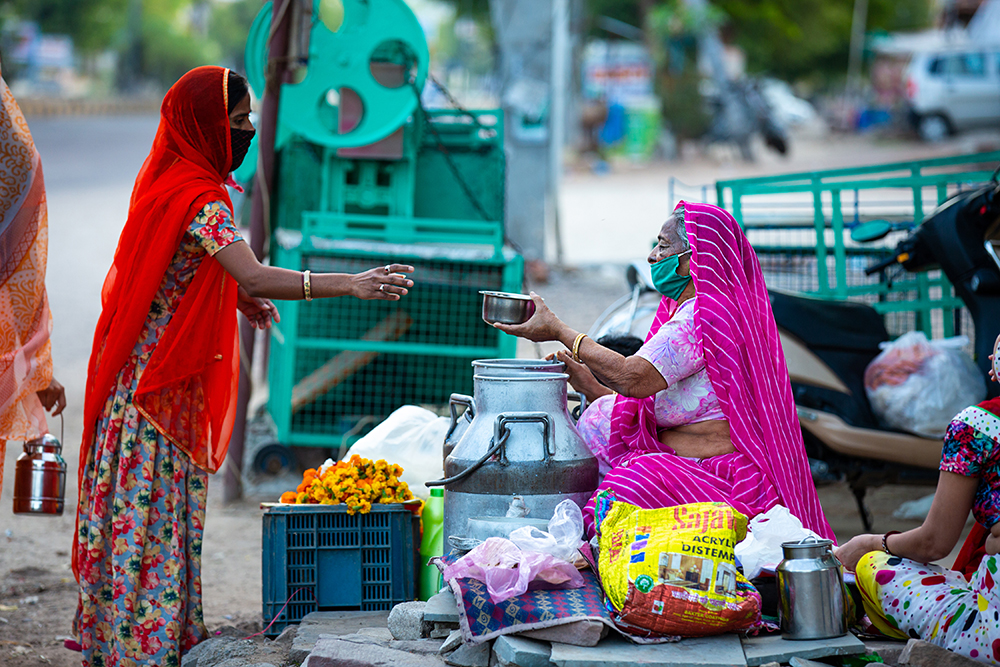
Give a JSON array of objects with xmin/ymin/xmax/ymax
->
[{"xmin": 769, "ymin": 289, "xmax": 889, "ymax": 352}]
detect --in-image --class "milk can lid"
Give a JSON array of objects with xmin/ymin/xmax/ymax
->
[{"xmin": 780, "ymin": 535, "xmax": 834, "ymax": 558}]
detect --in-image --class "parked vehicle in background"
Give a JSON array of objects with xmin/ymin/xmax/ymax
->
[{"xmin": 905, "ymin": 47, "xmax": 1000, "ymax": 141}]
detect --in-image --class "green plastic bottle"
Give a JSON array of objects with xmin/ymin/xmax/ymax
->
[{"xmin": 419, "ymin": 488, "xmax": 445, "ymax": 600}]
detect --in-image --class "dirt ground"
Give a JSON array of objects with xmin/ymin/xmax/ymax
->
[{"xmin": 0, "ymin": 125, "xmax": 988, "ymax": 667}]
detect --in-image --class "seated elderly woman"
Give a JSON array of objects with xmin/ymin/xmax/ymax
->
[
  {"xmin": 836, "ymin": 372, "xmax": 1000, "ymax": 663},
  {"xmin": 495, "ymin": 201, "xmax": 834, "ymax": 540}
]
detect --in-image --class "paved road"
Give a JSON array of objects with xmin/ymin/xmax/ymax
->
[{"xmin": 27, "ymin": 114, "xmax": 160, "ymax": 454}]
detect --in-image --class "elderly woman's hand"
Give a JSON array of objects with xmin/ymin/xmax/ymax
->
[
  {"xmin": 550, "ymin": 349, "xmax": 612, "ymax": 403},
  {"xmin": 833, "ymin": 534, "xmax": 880, "ymax": 572},
  {"xmin": 493, "ymin": 293, "xmax": 569, "ymax": 343}
]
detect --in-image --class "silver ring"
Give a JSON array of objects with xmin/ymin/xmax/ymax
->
[
  {"xmin": 379, "ymin": 284, "xmax": 386, "ymax": 292},
  {"xmin": 384, "ymin": 265, "xmax": 391, "ymax": 274}
]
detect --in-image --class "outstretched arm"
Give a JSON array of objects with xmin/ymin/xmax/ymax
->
[
  {"xmin": 835, "ymin": 471, "xmax": 978, "ymax": 571},
  {"xmin": 214, "ymin": 240, "xmax": 414, "ymax": 302},
  {"xmin": 495, "ymin": 293, "xmax": 666, "ymax": 399}
]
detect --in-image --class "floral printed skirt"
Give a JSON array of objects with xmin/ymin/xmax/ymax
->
[
  {"xmin": 74, "ymin": 351, "xmax": 208, "ymax": 667},
  {"xmin": 857, "ymin": 551, "xmax": 1000, "ymax": 664}
]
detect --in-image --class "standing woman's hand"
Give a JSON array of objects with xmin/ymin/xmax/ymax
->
[
  {"xmin": 493, "ymin": 293, "xmax": 567, "ymax": 343},
  {"xmin": 350, "ymin": 264, "xmax": 415, "ymax": 301},
  {"xmin": 237, "ymin": 286, "xmax": 280, "ymax": 329}
]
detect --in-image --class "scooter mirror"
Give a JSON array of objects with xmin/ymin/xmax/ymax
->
[{"xmin": 851, "ymin": 220, "xmax": 893, "ymax": 243}]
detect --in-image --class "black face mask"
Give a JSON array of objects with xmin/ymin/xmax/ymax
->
[{"xmin": 230, "ymin": 127, "xmax": 255, "ymax": 172}]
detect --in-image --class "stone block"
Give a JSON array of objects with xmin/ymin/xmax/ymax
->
[
  {"xmin": 518, "ymin": 621, "xmax": 607, "ymax": 647},
  {"xmin": 303, "ymin": 636, "xmax": 446, "ymax": 667},
  {"xmin": 494, "ymin": 635, "xmax": 554, "ymax": 667},
  {"xmin": 741, "ymin": 632, "xmax": 865, "ymax": 667},
  {"xmin": 432, "ymin": 622, "xmax": 461, "ymax": 638},
  {"xmin": 440, "ymin": 630, "xmax": 465, "ymax": 654},
  {"xmin": 789, "ymin": 658, "xmax": 831, "ymax": 667},
  {"xmin": 390, "ymin": 602, "xmax": 430, "ymax": 640},
  {"xmin": 391, "ymin": 639, "xmax": 448, "ymax": 655},
  {"xmin": 445, "ymin": 641, "xmax": 493, "ymax": 667},
  {"xmin": 898, "ymin": 639, "xmax": 982, "ymax": 666},
  {"xmin": 425, "ymin": 590, "xmax": 461, "ymax": 624},
  {"xmin": 549, "ymin": 634, "xmax": 747, "ymax": 667},
  {"xmin": 181, "ymin": 637, "xmax": 255, "ymax": 667},
  {"xmin": 358, "ymin": 627, "xmax": 396, "ymax": 642},
  {"xmin": 273, "ymin": 624, "xmax": 297, "ymax": 646}
]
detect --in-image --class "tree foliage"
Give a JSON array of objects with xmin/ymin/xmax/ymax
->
[
  {"xmin": 3, "ymin": 0, "xmax": 128, "ymax": 54},
  {"xmin": 589, "ymin": 0, "xmax": 934, "ymax": 83}
]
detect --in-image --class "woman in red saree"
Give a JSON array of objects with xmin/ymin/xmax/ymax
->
[
  {"xmin": 73, "ymin": 66, "xmax": 414, "ymax": 667},
  {"xmin": 0, "ymin": 67, "xmax": 66, "ymax": 494}
]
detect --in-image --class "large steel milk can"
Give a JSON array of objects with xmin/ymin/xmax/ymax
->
[
  {"xmin": 13, "ymin": 433, "xmax": 67, "ymax": 516},
  {"xmin": 777, "ymin": 537, "xmax": 847, "ymax": 640},
  {"xmin": 442, "ymin": 359, "xmax": 566, "ymax": 466},
  {"xmin": 431, "ymin": 371, "xmax": 598, "ymax": 542}
]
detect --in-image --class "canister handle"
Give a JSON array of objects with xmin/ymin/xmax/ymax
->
[
  {"xmin": 426, "ymin": 428, "xmax": 509, "ymax": 488},
  {"xmin": 567, "ymin": 392, "xmax": 587, "ymax": 423},
  {"xmin": 445, "ymin": 394, "xmax": 475, "ymax": 443},
  {"xmin": 494, "ymin": 412, "xmax": 554, "ymax": 464}
]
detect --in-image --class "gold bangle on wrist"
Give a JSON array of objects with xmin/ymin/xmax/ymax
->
[
  {"xmin": 572, "ymin": 333, "xmax": 588, "ymax": 363},
  {"xmin": 303, "ymin": 270, "xmax": 313, "ymax": 301}
]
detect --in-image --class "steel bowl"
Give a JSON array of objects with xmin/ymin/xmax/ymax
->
[{"xmin": 480, "ymin": 291, "xmax": 535, "ymax": 325}]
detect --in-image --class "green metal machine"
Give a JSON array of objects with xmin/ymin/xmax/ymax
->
[{"xmin": 245, "ymin": 0, "xmax": 522, "ymax": 455}]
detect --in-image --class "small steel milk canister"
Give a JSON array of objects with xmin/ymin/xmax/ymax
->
[
  {"xmin": 13, "ymin": 432, "xmax": 67, "ymax": 516},
  {"xmin": 776, "ymin": 536, "xmax": 847, "ymax": 640}
]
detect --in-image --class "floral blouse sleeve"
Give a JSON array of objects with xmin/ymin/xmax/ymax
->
[
  {"xmin": 635, "ymin": 298, "xmax": 704, "ymax": 386},
  {"xmin": 189, "ymin": 200, "xmax": 243, "ymax": 255}
]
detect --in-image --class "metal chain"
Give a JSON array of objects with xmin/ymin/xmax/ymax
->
[{"xmin": 409, "ymin": 80, "xmax": 493, "ymax": 222}]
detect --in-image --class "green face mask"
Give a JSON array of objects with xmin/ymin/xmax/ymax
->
[{"xmin": 650, "ymin": 250, "xmax": 692, "ymax": 300}]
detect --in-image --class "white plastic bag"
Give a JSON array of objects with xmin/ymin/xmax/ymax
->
[
  {"xmin": 342, "ymin": 406, "xmax": 448, "ymax": 500},
  {"xmin": 865, "ymin": 332, "xmax": 985, "ymax": 439},
  {"xmin": 441, "ymin": 537, "xmax": 585, "ymax": 603},
  {"xmin": 734, "ymin": 505, "xmax": 822, "ymax": 580},
  {"xmin": 508, "ymin": 499, "xmax": 585, "ymax": 562}
]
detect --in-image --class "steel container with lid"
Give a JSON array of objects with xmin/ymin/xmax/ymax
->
[
  {"xmin": 431, "ymin": 370, "xmax": 598, "ymax": 542},
  {"xmin": 776, "ymin": 537, "xmax": 847, "ymax": 640},
  {"xmin": 442, "ymin": 359, "xmax": 566, "ymax": 466},
  {"xmin": 13, "ymin": 433, "xmax": 67, "ymax": 516}
]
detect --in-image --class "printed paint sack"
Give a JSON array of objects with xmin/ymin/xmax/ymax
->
[{"xmin": 597, "ymin": 497, "xmax": 761, "ymax": 638}]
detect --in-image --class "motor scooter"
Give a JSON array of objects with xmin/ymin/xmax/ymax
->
[{"xmin": 590, "ymin": 181, "xmax": 1000, "ymax": 530}]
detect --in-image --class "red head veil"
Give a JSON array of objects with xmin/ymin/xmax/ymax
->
[{"xmin": 76, "ymin": 67, "xmax": 240, "ymax": 577}]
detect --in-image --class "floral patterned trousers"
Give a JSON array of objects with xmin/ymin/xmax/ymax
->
[
  {"xmin": 74, "ymin": 353, "xmax": 208, "ymax": 667},
  {"xmin": 858, "ymin": 551, "xmax": 1000, "ymax": 665}
]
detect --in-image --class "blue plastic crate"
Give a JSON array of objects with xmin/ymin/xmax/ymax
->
[{"xmin": 262, "ymin": 503, "xmax": 417, "ymax": 636}]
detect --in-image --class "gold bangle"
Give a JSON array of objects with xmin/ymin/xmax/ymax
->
[
  {"xmin": 303, "ymin": 270, "xmax": 313, "ymax": 301},
  {"xmin": 572, "ymin": 333, "xmax": 588, "ymax": 363}
]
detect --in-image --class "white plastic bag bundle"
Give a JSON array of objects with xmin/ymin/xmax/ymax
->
[
  {"xmin": 734, "ymin": 505, "xmax": 822, "ymax": 580},
  {"xmin": 508, "ymin": 499, "xmax": 585, "ymax": 562},
  {"xmin": 864, "ymin": 332, "xmax": 985, "ymax": 438},
  {"xmin": 342, "ymin": 406, "xmax": 448, "ymax": 500}
]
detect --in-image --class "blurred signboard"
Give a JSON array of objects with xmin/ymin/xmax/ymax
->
[{"xmin": 582, "ymin": 40, "xmax": 653, "ymax": 104}]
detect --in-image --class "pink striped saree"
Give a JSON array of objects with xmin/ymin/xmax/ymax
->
[{"xmin": 583, "ymin": 202, "xmax": 834, "ymax": 541}]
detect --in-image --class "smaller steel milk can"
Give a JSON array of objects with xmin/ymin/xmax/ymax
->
[
  {"xmin": 776, "ymin": 536, "xmax": 847, "ymax": 640},
  {"xmin": 13, "ymin": 432, "xmax": 67, "ymax": 516}
]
